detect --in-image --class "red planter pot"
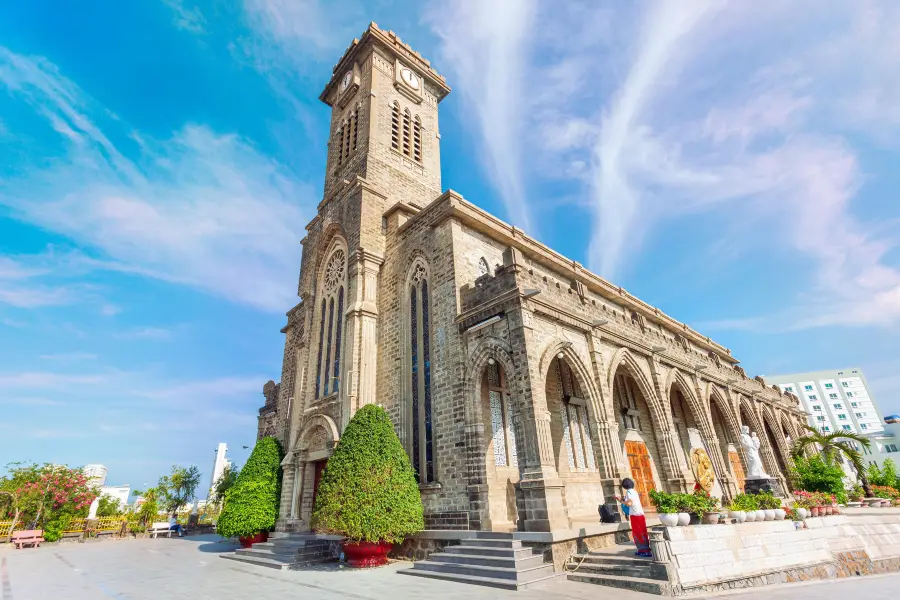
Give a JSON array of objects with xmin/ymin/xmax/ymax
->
[
  {"xmin": 342, "ymin": 541, "xmax": 393, "ymax": 568},
  {"xmin": 811, "ymin": 506, "xmax": 821, "ymax": 517},
  {"xmin": 825, "ymin": 506, "xmax": 834, "ymax": 516},
  {"xmin": 238, "ymin": 531, "xmax": 269, "ymax": 548}
]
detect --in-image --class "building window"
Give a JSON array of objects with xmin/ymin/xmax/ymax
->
[
  {"xmin": 402, "ymin": 108, "xmax": 411, "ymax": 156},
  {"xmin": 485, "ymin": 362, "xmax": 518, "ymax": 468},
  {"xmin": 833, "ymin": 403, "xmax": 842, "ymax": 409},
  {"xmin": 861, "ymin": 424, "xmax": 869, "ymax": 430},
  {"xmin": 554, "ymin": 358, "xmax": 596, "ymax": 471},
  {"xmin": 817, "ymin": 416, "xmax": 826, "ymax": 422},
  {"xmin": 829, "ymin": 393, "xmax": 839, "ymax": 399},
  {"xmin": 813, "ymin": 405, "xmax": 822, "ymax": 411},
  {"xmin": 413, "ymin": 116, "xmax": 422, "ymax": 162},
  {"xmin": 785, "ymin": 386, "xmax": 794, "ymax": 392},
  {"xmin": 842, "ymin": 425, "xmax": 852, "ymax": 431},
  {"xmin": 804, "ymin": 385, "xmax": 813, "ymax": 391},
  {"xmin": 847, "ymin": 392, "xmax": 854, "ymax": 397},
  {"xmin": 315, "ymin": 247, "xmax": 347, "ymax": 399},
  {"xmin": 809, "ymin": 395, "xmax": 817, "ymax": 400},
  {"xmin": 822, "ymin": 426, "xmax": 831, "ymax": 432},
  {"xmin": 887, "ymin": 444, "xmax": 898, "ymax": 453},
  {"xmin": 842, "ymin": 382, "xmax": 849, "ymax": 388},
  {"xmin": 408, "ymin": 261, "xmax": 435, "ymax": 484},
  {"xmin": 824, "ymin": 383, "xmax": 833, "ymax": 389},
  {"xmin": 838, "ymin": 414, "xmax": 847, "ymax": 420},
  {"xmin": 856, "ymin": 412, "xmax": 865, "ymax": 418},
  {"xmin": 851, "ymin": 402, "xmax": 858, "ymax": 408},
  {"xmin": 391, "ymin": 102, "xmax": 401, "ymax": 150}
]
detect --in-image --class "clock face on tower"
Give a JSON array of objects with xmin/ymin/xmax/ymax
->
[
  {"xmin": 340, "ymin": 71, "xmax": 352, "ymax": 92},
  {"xmin": 400, "ymin": 68, "xmax": 420, "ymax": 90}
]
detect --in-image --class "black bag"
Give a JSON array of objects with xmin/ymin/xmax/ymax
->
[{"xmin": 599, "ymin": 503, "xmax": 621, "ymax": 523}]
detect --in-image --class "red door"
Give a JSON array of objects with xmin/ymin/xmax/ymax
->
[{"xmin": 312, "ymin": 460, "xmax": 328, "ymax": 507}]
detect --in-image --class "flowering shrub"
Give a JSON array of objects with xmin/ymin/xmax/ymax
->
[
  {"xmin": 0, "ymin": 463, "xmax": 97, "ymax": 541},
  {"xmin": 793, "ymin": 490, "xmax": 836, "ymax": 508},
  {"xmin": 872, "ymin": 485, "xmax": 899, "ymax": 500}
]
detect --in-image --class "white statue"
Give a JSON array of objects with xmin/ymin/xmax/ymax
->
[{"xmin": 740, "ymin": 425, "xmax": 769, "ymax": 479}]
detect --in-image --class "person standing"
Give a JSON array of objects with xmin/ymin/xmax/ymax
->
[{"xmin": 621, "ymin": 478, "xmax": 651, "ymax": 557}]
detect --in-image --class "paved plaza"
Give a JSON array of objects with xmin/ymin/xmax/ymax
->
[{"xmin": 2, "ymin": 535, "xmax": 899, "ymax": 600}]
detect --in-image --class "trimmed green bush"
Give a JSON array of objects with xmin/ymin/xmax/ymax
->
[
  {"xmin": 217, "ymin": 437, "xmax": 283, "ymax": 539},
  {"xmin": 311, "ymin": 404, "xmax": 423, "ymax": 543}
]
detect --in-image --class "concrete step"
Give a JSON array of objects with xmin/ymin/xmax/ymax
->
[
  {"xmin": 457, "ymin": 538, "xmax": 523, "ymax": 549},
  {"xmin": 567, "ymin": 572, "xmax": 672, "ymax": 595},
  {"xmin": 426, "ymin": 552, "xmax": 544, "ymax": 570},
  {"xmin": 234, "ymin": 547, "xmax": 330, "ymax": 561},
  {"xmin": 398, "ymin": 567, "xmax": 562, "ymax": 591},
  {"xmin": 473, "ymin": 531, "xmax": 516, "ymax": 540},
  {"xmin": 569, "ymin": 560, "xmax": 664, "ymax": 580},
  {"xmin": 444, "ymin": 545, "xmax": 534, "ymax": 559},
  {"xmin": 220, "ymin": 553, "xmax": 292, "ymax": 570},
  {"xmin": 411, "ymin": 560, "xmax": 554, "ymax": 583}
]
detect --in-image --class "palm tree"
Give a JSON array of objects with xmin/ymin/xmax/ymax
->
[{"xmin": 791, "ymin": 425, "xmax": 873, "ymax": 497}]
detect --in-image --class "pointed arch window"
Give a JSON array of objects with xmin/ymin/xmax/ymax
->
[
  {"xmin": 351, "ymin": 109, "xmax": 359, "ymax": 151},
  {"xmin": 485, "ymin": 361, "xmax": 518, "ymax": 467},
  {"xmin": 408, "ymin": 262, "xmax": 435, "ymax": 484},
  {"xmin": 402, "ymin": 109, "xmax": 412, "ymax": 157},
  {"xmin": 413, "ymin": 116, "xmax": 422, "ymax": 162},
  {"xmin": 315, "ymin": 247, "xmax": 347, "ymax": 399},
  {"xmin": 391, "ymin": 102, "xmax": 401, "ymax": 151},
  {"xmin": 554, "ymin": 358, "xmax": 596, "ymax": 471}
]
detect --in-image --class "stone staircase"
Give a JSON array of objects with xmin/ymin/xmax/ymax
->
[
  {"xmin": 565, "ymin": 545, "xmax": 672, "ymax": 595},
  {"xmin": 398, "ymin": 532, "xmax": 559, "ymax": 590},
  {"xmin": 220, "ymin": 532, "xmax": 335, "ymax": 570}
]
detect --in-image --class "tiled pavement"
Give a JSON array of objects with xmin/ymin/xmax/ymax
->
[{"xmin": 1, "ymin": 534, "xmax": 899, "ymax": 600}]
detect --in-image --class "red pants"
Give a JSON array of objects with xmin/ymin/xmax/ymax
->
[{"xmin": 631, "ymin": 514, "xmax": 651, "ymax": 554}]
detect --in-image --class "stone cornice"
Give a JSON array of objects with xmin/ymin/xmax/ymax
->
[{"xmin": 320, "ymin": 22, "xmax": 450, "ymax": 106}]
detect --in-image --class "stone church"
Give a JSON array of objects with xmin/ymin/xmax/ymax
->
[{"xmin": 257, "ymin": 23, "xmax": 808, "ymax": 535}]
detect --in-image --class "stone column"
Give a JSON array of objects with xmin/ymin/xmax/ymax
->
[
  {"xmin": 648, "ymin": 358, "xmax": 689, "ymax": 493},
  {"xmin": 703, "ymin": 433, "xmax": 736, "ymax": 503},
  {"xmin": 512, "ymin": 306, "xmax": 568, "ymax": 532},
  {"xmin": 463, "ymin": 358, "xmax": 490, "ymax": 531},
  {"xmin": 342, "ymin": 249, "xmax": 383, "ymax": 428},
  {"xmin": 586, "ymin": 329, "xmax": 627, "ymax": 503}
]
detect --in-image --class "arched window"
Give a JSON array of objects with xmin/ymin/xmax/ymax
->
[
  {"xmin": 336, "ymin": 125, "xmax": 345, "ymax": 165},
  {"xmin": 391, "ymin": 102, "xmax": 400, "ymax": 151},
  {"xmin": 478, "ymin": 257, "xmax": 490, "ymax": 277},
  {"xmin": 342, "ymin": 117, "xmax": 352, "ymax": 165},
  {"xmin": 408, "ymin": 261, "xmax": 435, "ymax": 484},
  {"xmin": 413, "ymin": 116, "xmax": 422, "ymax": 162},
  {"xmin": 402, "ymin": 109, "xmax": 411, "ymax": 157},
  {"xmin": 485, "ymin": 361, "xmax": 517, "ymax": 467},
  {"xmin": 315, "ymin": 246, "xmax": 346, "ymax": 399},
  {"xmin": 554, "ymin": 358, "xmax": 596, "ymax": 470},
  {"xmin": 351, "ymin": 109, "xmax": 359, "ymax": 151}
]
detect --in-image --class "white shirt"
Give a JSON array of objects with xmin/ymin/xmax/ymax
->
[
  {"xmin": 625, "ymin": 489, "xmax": 644, "ymax": 516},
  {"xmin": 168, "ymin": 516, "xmax": 177, "ymax": 527}
]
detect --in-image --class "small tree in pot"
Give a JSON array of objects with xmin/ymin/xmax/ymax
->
[
  {"xmin": 312, "ymin": 404, "xmax": 423, "ymax": 567},
  {"xmin": 217, "ymin": 437, "xmax": 283, "ymax": 547}
]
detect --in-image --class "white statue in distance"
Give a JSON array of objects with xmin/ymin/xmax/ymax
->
[{"xmin": 740, "ymin": 425, "xmax": 769, "ymax": 479}]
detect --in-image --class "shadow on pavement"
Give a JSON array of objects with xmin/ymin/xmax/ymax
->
[{"xmin": 174, "ymin": 534, "xmax": 239, "ymax": 553}]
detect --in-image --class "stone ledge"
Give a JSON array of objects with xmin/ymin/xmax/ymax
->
[{"xmin": 409, "ymin": 518, "xmax": 654, "ymax": 544}]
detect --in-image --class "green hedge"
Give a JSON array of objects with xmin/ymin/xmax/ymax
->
[
  {"xmin": 311, "ymin": 404, "xmax": 423, "ymax": 543},
  {"xmin": 217, "ymin": 437, "xmax": 283, "ymax": 539}
]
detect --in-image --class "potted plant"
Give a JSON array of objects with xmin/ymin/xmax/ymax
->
[
  {"xmin": 217, "ymin": 437, "xmax": 283, "ymax": 548},
  {"xmin": 792, "ymin": 491, "xmax": 813, "ymax": 519},
  {"xmin": 690, "ymin": 490, "xmax": 720, "ymax": 525},
  {"xmin": 649, "ymin": 490, "xmax": 679, "ymax": 527},
  {"xmin": 673, "ymin": 493, "xmax": 693, "ymax": 526},
  {"xmin": 757, "ymin": 492, "xmax": 782, "ymax": 520},
  {"xmin": 311, "ymin": 405, "xmax": 423, "ymax": 567},
  {"xmin": 730, "ymin": 493, "xmax": 757, "ymax": 523}
]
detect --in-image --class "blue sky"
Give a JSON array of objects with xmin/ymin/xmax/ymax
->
[{"xmin": 1, "ymin": 0, "xmax": 899, "ymax": 496}]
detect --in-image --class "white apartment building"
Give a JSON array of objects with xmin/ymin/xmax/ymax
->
[
  {"xmin": 207, "ymin": 442, "xmax": 231, "ymax": 500},
  {"xmin": 767, "ymin": 368, "xmax": 885, "ymax": 437}
]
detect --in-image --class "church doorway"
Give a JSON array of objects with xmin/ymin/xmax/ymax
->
[
  {"xmin": 312, "ymin": 459, "xmax": 328, "ymax": 509},
  {"xmin": 728, "ymin": 451, "xmax": 746, "ymax": 492},
  {"xmin": 624, "ymin": 440, "xmax": 655, "ymax": 511}
]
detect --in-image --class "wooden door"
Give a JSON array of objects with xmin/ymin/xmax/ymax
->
[
  {"xmin": 728, "ymin": 451, "xmax": 746, "ymax": 492},
  {"xmin": 624, "ymin": 441, "xmax": 656, "ymax": 510}
]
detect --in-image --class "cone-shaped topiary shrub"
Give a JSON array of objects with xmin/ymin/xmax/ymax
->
[
  {"xmin": 311, "ymin": 404, "xmax": 423, "ymax": 544},
  {"xmin": 217, "ymin": 436, "xmax": 283, "ymax": 538}
]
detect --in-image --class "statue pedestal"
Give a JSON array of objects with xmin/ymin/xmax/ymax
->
[{"xmin": 744, "ymin": 477, "xmax": 781, "ymax": 497}]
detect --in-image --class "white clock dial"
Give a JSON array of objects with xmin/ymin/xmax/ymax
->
[
  {"xmin": 401, "ymin": 68, "xmax": 419, "ymax": 90},
  {"xmin": 340, "ymin": 71, "xmax": 352, "ymax": 91}
]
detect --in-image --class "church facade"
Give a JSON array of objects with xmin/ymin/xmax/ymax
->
[{"xmin": 259, "ymin": 23, "xmax": 808, "ymax": 534}]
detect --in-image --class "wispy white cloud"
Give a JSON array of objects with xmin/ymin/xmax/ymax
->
[
  {"xmin": 39, "ymin": 352, "xmax": 98, "ymax": 361},
  {"xmin": 135, "ymin": 375, "xmax": 264, "ymax": 400},
  {"xmin": 162, "ymin": 0, "xmax": 207, "ymax": 34},
  {"xmin": 0, "ymin": 371, "xmax": 107, "ymax": 389},
  {"xmin": 0, "ymin": 47, "xmax": 312, "ymax": 313},
  {"xmin": 427, "ymin": 0, "xmax": 538, "ymax": 233},
  {"xmin": 242, "ymin": 0, "xmax": 354, "ymax": 55}
]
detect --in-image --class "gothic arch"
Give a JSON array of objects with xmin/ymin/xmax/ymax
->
[
  {"xmin": 314, "ymin": 225, "xmax": 349, "ymax": 282},
  {"xmin": 762, "ymin": 405, "xmax": 792, "ymax": 472},
  {"xmin": 296, "ymin": 414, "xmax": 340, "ymax": 449},
  {"xmin": 664, "ymin": 368, "xmax": 709, "ymax": 434},
  {"xmin": 466, "ymin": 335, "xmax": 519, "ymax": 401},
  {"xmin": 710, "ymin": 386, "xmax": 742, "ymax": 443},
  {"xmin": 537, "ymin": 339, "xmax": 602, "ymax": 413},
  {"xmin": 606, "ymin": 348, "xmax": 662, "ymax": 419}
]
